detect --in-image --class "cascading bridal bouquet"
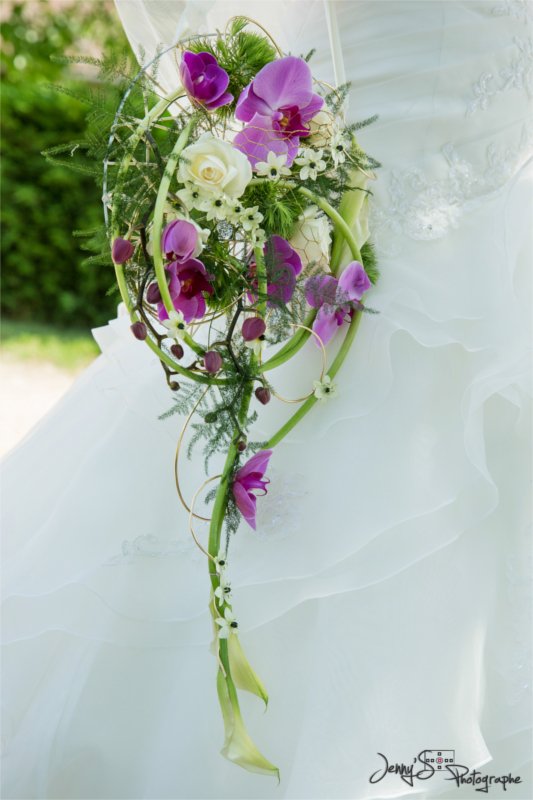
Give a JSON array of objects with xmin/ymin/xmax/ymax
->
[{"xmin": 103, "ymin": 18, "xmax": 380, "ymax": 779}]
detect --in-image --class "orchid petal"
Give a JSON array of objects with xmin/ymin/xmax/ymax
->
[
  {"xmin": 305, "ymin": 275, "xmax": 338, "ymax": 308},
  {"xmin": 161, "ymin": 219, "xmax": 197, "ymax": 262},
  {"xmin": 300, "ymin": 92, "xmax": 325, "ymax": 122},
  {"xmin": 233, "ymin": 115, "xmax": 290, "ymax": 167},
  {"xmin": 232, "ymin": 481, "xmax": 257, "ymax": 530},
  {"xmin": 313, "ymin": 306, "xmax": 343, "ymax": 347},
  {"xmin": 338, "ymin": 261, "xmax": 371, "ymax": 302},
  {"xmin": 205, "ymin": 90, "xmax": 234, "ymax": 110},
  {"xmin": 235, "ymin": 449, "xmax": 272, "ymax": 481},
  {"xmin": 252, "ymin": 57, "xmax": 314, "ymax": 110},
  {"xmin": 174, "ymin": 294, "xmax": 199, "ymax": 323},
  {"xmin": 235, "ymin": 83, "xmax": 273, "ymax": 122}
]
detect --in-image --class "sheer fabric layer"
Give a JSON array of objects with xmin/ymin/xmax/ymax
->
[{"xmin": 2, "ymin": 1, "xmax": 532, "ymax": 798}]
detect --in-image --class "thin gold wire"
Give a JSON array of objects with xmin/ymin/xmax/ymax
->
[
  {"xmin": 188, "ymin": 474, "xmax": 222, "ymax": 559},
  {"xmin": 189, "ymin": 291, "xmax": 246, "ymax": 331},
  {"xmin": 174, "ymin": 387, "xmax": 212, "ymax": 521},
  {"xmin": 269, "ymin": 323, "xmax": 328, "ymax": 404},
  {"xmin": 224, "ymin": 16, "xmax": 284, "ymax": 56}
]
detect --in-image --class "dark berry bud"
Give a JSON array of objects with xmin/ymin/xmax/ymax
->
[
  {"xmin": 242, "ymin": 316, "xmax": 266, "ymax": 341},
  {"xmin": 170, "ymin": 343, "xmax": 184, "ymax": 359},
  {"xmin": 169, "ymin": 381, "xmax": 180, "ymax": 391},
  {"xmin": 204, "ymin": 411, "xmax": 218, "ymax": 423},
  {"xmin": 204, "ymin": 350, "xmax": 223, "ymax": 374},
  {"xmin": 255, "ymin": 386, "xmax": 271, "ymax": 405},
  {"xmin": 112, "ymin": 237, "xmax": 134, "ymax": 264},
  {"xmin": 237, "ymin": 440, "xmax": 247, "ymax": 452},
  {"xmin": 130, "ymin": 321, "xmax": 147, "ymax": 340},
  {"xmin": 146, "ymin": 282, "xmax": 161, "ymax": 304}
]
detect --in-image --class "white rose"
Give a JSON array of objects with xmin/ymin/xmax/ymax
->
[
  {"xmin": 289, "ymin": 205, "xmax": 332, "ymax": 270},
  {"xmin": 178, "ymin": 133, "xmax": 252, "ymax": 198},
  {"xmin": 307, "ymin": 110, "xmax": 336, "ymax": 148}
]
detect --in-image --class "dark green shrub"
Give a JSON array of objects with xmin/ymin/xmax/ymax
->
[{"xmin": 1, "ymin": 1, "xmax": 130, "ymax": 328}]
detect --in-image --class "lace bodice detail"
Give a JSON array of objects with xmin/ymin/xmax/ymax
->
[{"xmin": 369, "ymin": 3, "xmax": 532, "ymax": 254}]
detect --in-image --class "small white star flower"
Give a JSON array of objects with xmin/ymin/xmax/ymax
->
[
  {"xmin": 215, "ymin": 548, "xmax": 227, "ymax": 574},
  {"xmin": 200, "ymin": 193, "xmax": 231, "ymax": 222},
  {"xmin": 177, "ymin": 183, "xmax": 207, "ymax": 210},
  {"xmin": 214, "ymin": 573, "xmax": 232, "ymax": 603},
  {"xmin": 226, "ymin": 200, "xmax": 246, "ymax": 225},
  {"xmin": 162, "ymin": 309, "xmax": 187, "ymax": 340},
  {"xmin": 295, "ymin": 148, "xmax": 327, "ymax": 181},
  {"xmin": 330, "ymin": 132, "xmax": 351, "ymax": 166},
  {"xmin": 240, "ymin": 206, "xmax": 264, "ymax": 232},
  {"xmin": 313, "ymin": 374, "xmax": 338, "ymax": 401},
  {"xmin": 249, "ymin": 227, "xmax": 266, "ymax": 246},
  {"xmin": 215, "ymin": 607, "xmax": 238, "ymax": 638},
  {"xmin": 255, "ymin": 151, "xmax": 291, "ymax": 181}
]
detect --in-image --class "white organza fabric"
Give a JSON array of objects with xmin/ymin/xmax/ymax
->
[{"xmin": 2, "ymin": 1, "xmax": 532, "ymax": 798}]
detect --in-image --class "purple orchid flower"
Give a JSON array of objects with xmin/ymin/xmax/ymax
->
[
  {"xmin": 161, "ymin": 219, "xmax": 198, "ymax": 262},
  {"xmin": 233, "ymin": 57, "xmax": 323, "ymax": 167},
  {"xmin": 249, "ymin": 235, "xmax": 303, "ymax": 306},
  {"xmin": 305, "ymin": 261, "xmax": 371, "ymax": 346},
  {"xmin": 157, "ymin": 258, "xmax": 214, "ymax": 323},
  {"xmin": 179, "ymin": 51, "xmax": 233, "ymax": 111},
  {"xmin": 232, "ymin": 449, "xmax": 272, "ymax": 530}
]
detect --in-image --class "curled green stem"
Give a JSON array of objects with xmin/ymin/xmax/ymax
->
[
  {"xmin": 111, "ymin": 104, "xmax": 228, "ymax": 384},
  {"xmin": 265, "ymin": 310, "xmax": 363, "ymax": 448},
  {"xmin": 151, "ymin": 120, "xmax": 203, "ymax": 361}
]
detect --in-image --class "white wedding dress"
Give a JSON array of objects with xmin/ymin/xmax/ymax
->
[{"xmin": 2, "ymin": 2, "xmax": 532, "ymax": 798}]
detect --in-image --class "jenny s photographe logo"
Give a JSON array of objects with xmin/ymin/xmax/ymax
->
[{"xmin": 368, "ymin": 750, "xmax": 523, "ymax": 793}]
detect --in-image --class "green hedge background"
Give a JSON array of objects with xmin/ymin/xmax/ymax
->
[{"xmin": 1, "ymin": 0, "xmax": 131, "ymax": 329}]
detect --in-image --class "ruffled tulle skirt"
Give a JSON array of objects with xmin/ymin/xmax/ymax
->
[{"xmin": 2, "ymin": 0, "xmax": 532, "ymax": 796}]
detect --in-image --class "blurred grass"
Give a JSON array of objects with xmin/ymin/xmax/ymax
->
[{"xmin": 1, "ymin": 318, "xmax": 99, "ymax": 371}]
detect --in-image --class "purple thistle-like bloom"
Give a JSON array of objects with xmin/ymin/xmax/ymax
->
[
  {"xmin": 306, "ymin": 261, "xmax": 371, "ymax": 346},
  {"xmin": 161, "ymin": 219, "xmax": 198, "ymax": 262},
  {"xmin": 179, "ymin": 51, "xmax": 233, "ymax": 111},
  {"xmin": 112, "ymin": 237, "xmax": 134, "ymax": 264},
  {"xmin": 157, "ymin": 258, "xmax": 214, "ymax": 323},
  {"xmin": 233, "ymin": 57, "xmax": 324, "ymax": 167},
  {"xmin": 232, "ymin": 449, "xmax": 272, "ymax": 530}
]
